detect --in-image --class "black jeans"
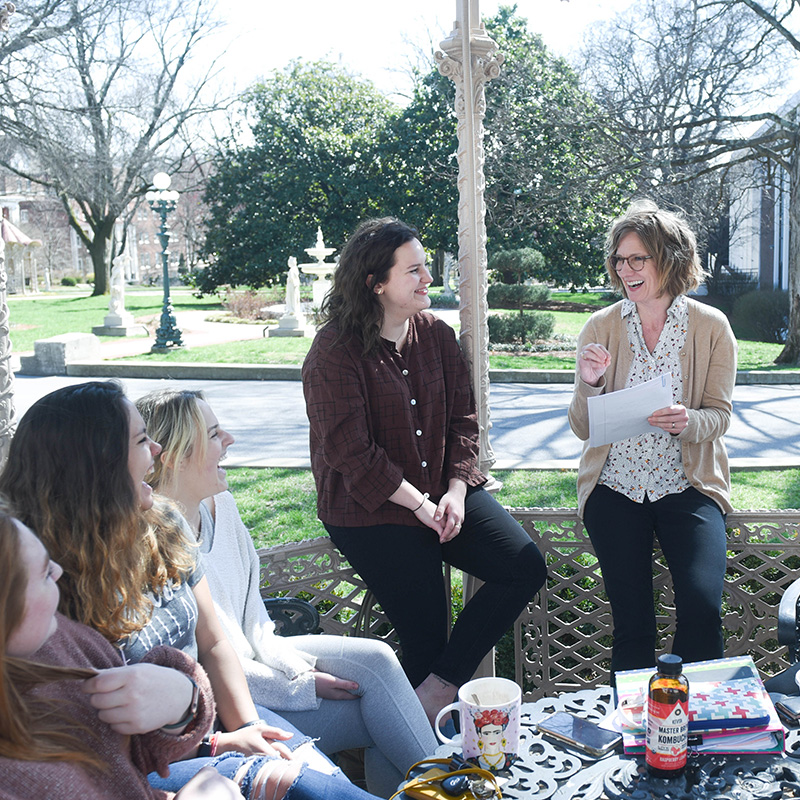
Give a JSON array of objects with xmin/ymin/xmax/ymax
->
[
  {"xmin": 326, "ymin": 487, "xmax": 546, "ymax": 688},
  {"xmin": 584, "ymin": 484, "xmax": 727, "ymax": 679}
]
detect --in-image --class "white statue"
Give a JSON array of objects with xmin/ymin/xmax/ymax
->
[
  {"xmin": 95, "ymin": 250, "xmax": 135, "ymax": 333},
  {"xmin": 269, "ymin": 255, "xmax": 306, "ymax": 337},
  {"xmin": 285, "ymin": 256, "xmax": 300, "ymax": 317},
  {"xmin": 109, "ymin": 254, "xmax": 126, "ymax": 316}
]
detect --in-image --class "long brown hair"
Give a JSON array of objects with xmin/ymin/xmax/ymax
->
[
  {"xmin": 319, "ymin": 217, "xmax": 419, "ymax": 356},
  {"xmin": 0, "ymin": 381, "xmax": 194, "ymax": 644},
  {"xmin": 0, "ymin": 509, "xmax": 103, "ymax": 768}
]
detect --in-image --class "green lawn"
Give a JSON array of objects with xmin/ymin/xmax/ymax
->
[
  {"xmin": 230, "ymin": 467, "xmax": 800, "ymax": 548},
  {"xmin": 131, "ymin": 326, "xmax": 787, "ymax": 372},
  {"xmin": 140, "ymin": 336, "xmax": 311, "ymax": 364},
  {"xmin": 8, "ymin": 289, "xmax": 795, "ymax": 371},
  {"xmin": 9, "ymin": 289, "xmax": 221, "ymax": 353}
]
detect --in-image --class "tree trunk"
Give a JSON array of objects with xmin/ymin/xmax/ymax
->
[
  {"xmin": 776, "ymin": 145, "xmax": 800, "ymax": 365},
  {"xmin": 88, "ymin": 229, "xmax": 113, "ymax": 296}
]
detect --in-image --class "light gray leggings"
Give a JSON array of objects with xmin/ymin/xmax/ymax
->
[{"xmin": 277, "ymin": 635, "xmax": 437, "ymax": 798}]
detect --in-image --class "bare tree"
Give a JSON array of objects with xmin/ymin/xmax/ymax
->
[
  {"xmin": 0, "ymin": 0, "xmax": 83, "ymax": 62},
  {"xmin": 583, "ymin": 0, "xmax": 800, "ymax": 362},
  {"xmin": 0, "ymin": 0, "xmax": 229, "ymax": 295}
]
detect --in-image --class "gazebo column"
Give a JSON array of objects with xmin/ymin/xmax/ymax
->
[
  {"xmin": 436, "ymin": 0, "xmax": 503, "ymax": 480},
  {"xmin": 437, "ymin": 0, "xmax": 504, "ymax": 680},
  {"xmin": 0, "ymin": 237, "xmax": 15, "ymax": 464}
]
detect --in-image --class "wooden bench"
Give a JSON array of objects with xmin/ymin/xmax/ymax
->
[{"xmin": 257, "ymin": 507, "xmax": 800, "ymax": 700}]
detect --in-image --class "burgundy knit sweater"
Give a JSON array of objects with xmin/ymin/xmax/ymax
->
[{"xmin": 0, "ymin": 614, "xmax": 215, "ymax": 800}]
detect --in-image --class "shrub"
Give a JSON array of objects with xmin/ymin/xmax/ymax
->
[
  {"xmin": 487, "ymin": 311, "xmax": 555, "ymax": 344},
  {"xmin": 487, "ymin": 282, "xmax": 551, "ymax": 309},
  {"xmin": 430, "ymin": 292, "xmax": 459, "ymax": 309},
  {"xmin": 731, "ymin": 289, "xmax": 789, "ymax": 343},
  {"xmin": 60, "ymin": 275, "xmax": 77, "ymax": 286},
  {"xmin": 488, "ymin": 247, "xmax": 546, "ymax": 284},
  {"xmin": 223, "ymin": 289, "xmax": 270, "ymax": 321}
]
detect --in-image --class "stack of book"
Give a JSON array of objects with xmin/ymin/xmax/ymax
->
[{"xmin": 601, "ymin": 655, "xmax": 784, "ymax": 755}]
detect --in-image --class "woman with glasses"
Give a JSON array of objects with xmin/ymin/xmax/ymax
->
[{"xmin": 568, "ymin": 200, "xmax": 736, "ymax": 680}]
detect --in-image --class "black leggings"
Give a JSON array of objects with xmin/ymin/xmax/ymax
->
[{"xmin": 325, "ymin": 487, "xmax": 547, "ymax": 688}]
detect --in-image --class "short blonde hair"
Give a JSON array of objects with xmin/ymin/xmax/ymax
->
[
  {"xmin": 605, "ymin": 200, "xmax": 705, "ymax": 298},
  {"xmin": 136, "ymin": 389, "xmax": 207, "ymax": 493}
]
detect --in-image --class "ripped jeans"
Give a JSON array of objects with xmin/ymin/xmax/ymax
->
[
  {"xmin": 149, "ymin": 704, "xmax": 377, "ymax": 798},
  {"xmin": 151, "ymin": 752, "xmax": 381, "ymax": 800}
]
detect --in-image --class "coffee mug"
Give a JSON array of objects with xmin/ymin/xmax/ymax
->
[{"xmin": 434, "ymin": 677, "xmax": 522, "ymax": 772}]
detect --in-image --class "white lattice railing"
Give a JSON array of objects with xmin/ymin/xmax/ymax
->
[{"xmin": 257, "ymin": 508, "xmax": 800, "ymax": 700}]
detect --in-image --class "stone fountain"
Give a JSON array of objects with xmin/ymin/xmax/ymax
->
[{"xmin": 299, "ymin": 228, "xmax": 337, "ymax": 309}]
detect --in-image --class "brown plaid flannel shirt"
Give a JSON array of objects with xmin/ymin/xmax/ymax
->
[{"xmin": 302, "ymin": 312, "xmax": 486, "ymax": 527}]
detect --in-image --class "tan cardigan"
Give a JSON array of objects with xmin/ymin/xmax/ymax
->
[{"xmin": 568, "ymin": 297, "xmax": 737, "ymax": 518}]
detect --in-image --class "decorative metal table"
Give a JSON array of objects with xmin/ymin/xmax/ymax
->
[{"xmin": 426, "ymin": 688, "xmax": 800, "ymax": 799}]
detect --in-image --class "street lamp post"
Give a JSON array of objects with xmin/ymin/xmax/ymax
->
[{"xmin": 146, "ymin": 172, "xmax": 183, "ymax": 351}]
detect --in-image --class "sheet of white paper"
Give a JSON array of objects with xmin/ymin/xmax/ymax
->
[{"xmin": 587, "ymin": 373, "xmax": 673, "ymax": 448}]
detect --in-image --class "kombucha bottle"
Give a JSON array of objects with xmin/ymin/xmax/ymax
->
[{"xmin": 645, "ymin": 654, "xmax": 689, "ymax": 778}]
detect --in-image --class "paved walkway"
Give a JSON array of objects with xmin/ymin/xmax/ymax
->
[
  {"xmin": 12, "ymin": 375, "xmax": 800, "ymax": 471},
  {"xmin": 13, "ymin": 305, "xmax": 800, "ymax": 470},
  {"xmin": 93, "ymin": 308, "xmax": 268, "ymax": 359}
]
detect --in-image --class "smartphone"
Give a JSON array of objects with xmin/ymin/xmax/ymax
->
[
  {"xmin": 775, "ymin": 696, "xmax": 800, "ymax": 726},
  {"xmin": 537, "ymin": 710, "xmax": 622, "ymax": 757}
]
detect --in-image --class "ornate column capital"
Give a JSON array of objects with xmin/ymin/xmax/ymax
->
[{"xmin": 436, "ymin": 21, "xmax": 503, "ymax": 89}]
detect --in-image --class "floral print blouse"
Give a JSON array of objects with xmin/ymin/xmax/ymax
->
[{"xmin": 598, "ymin": 295, "xmax": 690, "ymax": 503}]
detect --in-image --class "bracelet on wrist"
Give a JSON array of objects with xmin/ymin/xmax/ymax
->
[
  {"xmin": 161, "ymin": 677, "xmax": 200, "ymax": 731},
  {"xmin": 411, "ymin": 493, "xmax": 429, "ymax": 513},
  {"xmin": 237, "ymin": 718, "xmax": 267, "ymax": 730}
]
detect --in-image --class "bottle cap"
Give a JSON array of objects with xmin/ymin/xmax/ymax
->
[{"xmin": 657, "ymin": 654, "xmax": 683, "ymax": 675}]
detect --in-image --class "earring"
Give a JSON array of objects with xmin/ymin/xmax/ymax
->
[
  {"xmin": 376, "ymin": 288, "xmax": 383, "ymax": 294},
  {"xmin": 501, "ymin": 738, "xmax": 506, "ymax": 749},
  {"xmin": 477, "ymin": 740, "xmax": 483, "ymax": 750}
]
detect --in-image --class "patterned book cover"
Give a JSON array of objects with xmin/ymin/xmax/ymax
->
[
  {"xmin": 687, "ymin": 677, "xmax": 770, "ymax": 729},
  {"xmin": 615, "ymin": 655, "xmax": 773, "ymax": 731}
]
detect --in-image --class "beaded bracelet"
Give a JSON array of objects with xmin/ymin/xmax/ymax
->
[{"xmin": 411, "ymin": 493, "xmax": 429, "ymax": 512}]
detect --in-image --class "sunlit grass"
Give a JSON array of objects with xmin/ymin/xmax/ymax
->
[
  {"xmin": 9, "ymin": 289, "xmax": 219, "ymax": 353},
  {"xmin": 9, "ymin": 289, "xmax": 795, "ymax": 371},
  {"xmin": 230, "ymin": 467, "xmax": 800, "ymax": 547}
]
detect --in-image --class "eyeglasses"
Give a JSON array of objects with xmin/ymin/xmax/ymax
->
[{"xmin": 610, "ymin": 254, "xmax": 652, "ymax": 272}]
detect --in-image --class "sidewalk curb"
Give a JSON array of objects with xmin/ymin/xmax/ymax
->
[{"xmin": 55, "ymin": 361, "xmax": 800, "ymax": 385}]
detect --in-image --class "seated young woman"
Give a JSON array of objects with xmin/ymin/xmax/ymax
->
[
  {"xmin": 0, "ymin": 505, "xmax": 241, "ymax": 800},
  {"xmin": 0, "ymin": 382, "xmax": 383, "ymax": 800},
  {"xmin": 136, "ymin": 388, "xmax": 437, "ymax": 799}
]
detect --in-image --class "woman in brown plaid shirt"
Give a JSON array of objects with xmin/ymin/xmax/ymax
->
[{"xmin": 302, "ymin": 218, "xmax": 546, "ymax": 724}]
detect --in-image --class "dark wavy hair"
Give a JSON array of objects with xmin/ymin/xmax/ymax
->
[
  {"xmin": 605, "ymin": 200, "xmax": 705, "ymax": 299},
  {"xmin": 0, "ymin": 381, "xmax": 192, "ymax": 644},
  {"xmin": 318, "ymin": 217, "xmax": 419, "ymax": 356}
]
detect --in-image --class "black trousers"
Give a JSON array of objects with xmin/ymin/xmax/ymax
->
[
  {"xmin": 325, "ymin": 487, "xmax": 547, "ymax": 688},
  {"xmin": 584, "ymin": 484, "xmax": 727, "ymax": 679}
]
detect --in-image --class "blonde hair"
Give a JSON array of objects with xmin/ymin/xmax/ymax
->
[
  {"xmin": 0, "ymin": 382, "xmax": 195, "ymax": 645},
  {"xmin": 0, "ymin": 507, "xmax": 104, "ymax": 769},
  {"xmin": 605, "ymin": 200, "xmax": 705, "ymax": 299},
  {"xmin": 136, "ymin": 389, "xmax": 207, "ymax": 494}
]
